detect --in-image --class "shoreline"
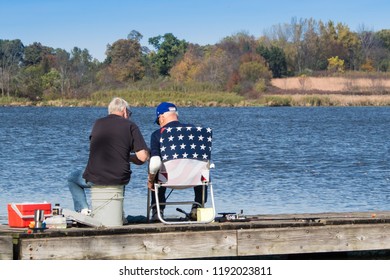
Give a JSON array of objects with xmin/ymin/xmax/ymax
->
[{"xmin": 2, "ymin": 93, "xmax": 390, "ymax": 107}]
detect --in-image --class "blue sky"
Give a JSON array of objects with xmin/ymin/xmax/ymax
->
[{"xmin": 1, "ymin": 0, "xmax": 389, "ymax": 61}]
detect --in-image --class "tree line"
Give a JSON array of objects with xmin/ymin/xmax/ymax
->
[{"xmin": 1, "ymin": 18, "xmax": 390, "ymax": 101}]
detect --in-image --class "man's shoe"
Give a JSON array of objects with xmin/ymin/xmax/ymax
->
[
  {"xmin": 80, "ymin": 208, "xmax": 91, "ymax": 216},
  {"xmin": 151, "ymin": 209, "xmax": 164, "ymax": 222}
]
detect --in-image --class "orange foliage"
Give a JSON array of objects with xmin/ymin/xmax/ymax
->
[
  {"xmin": 361, "ymin": 59, "xmax": 375, "ymax": 72},
  {"xmin": 226, "ymin": 71, "xmax": 240, "ymax": 91}
]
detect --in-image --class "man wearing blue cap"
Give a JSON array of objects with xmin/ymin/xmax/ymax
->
[{"xmin": 147, "ymin": 102, "xmax": 206, "ymax": 221}]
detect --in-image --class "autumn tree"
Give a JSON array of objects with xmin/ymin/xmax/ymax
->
[
  {"xmin": 212, "ymin": 33, "xmax": 258, "ymax": 91},
  {"xmin": 187, "ymin": 33, "xmax": 273, "ymax": 94},
  {"xmin": 318, "ymin": 21, "xmax": 360, "ymax": 70},
  {"xmin": 265, "ymin": 18, "xmax": 361, "ymax": 73},
  {"xmin": 170, "ymin": 44, "xmax": 205, "ymax": 83},
  {"xmin": 264, "ymin": 18, "xmax": 313, "ymax": 74},
  {"xmin": 327, "ymin": 56, "xmax": 345, "ymax": 73},
  {"xmin": 192, "ymin": 47, "xmax": 230, "ymax": 90},
  {"xmin": 239, "ymin": 53, "xmax": 271, "ymax": 82},
  {"xmin": 188, "ymin": 32, "xmax": 255, "ymax": 90},
  {"xmin": 237, "ymin": 53, "xmax": 272, "ymax": 94},
  {"xmin": 218, "ymin": 33, "xmax": 272, "ymax": 93},
  {"xmin": 360, "ymin": 58, "xmax": 375, "ymax": 72},
  {"xmin": 300, "ymin": 18, "xmax": 322, "ymax": 70},
  {"xmin": 104, "ymin": 35, "xmax": 144, "ymax": 83}
]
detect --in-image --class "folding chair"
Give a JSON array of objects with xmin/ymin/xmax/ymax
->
[{"xmin": 146, "ymin": 126, "xmax": 215, "ymax": 224}]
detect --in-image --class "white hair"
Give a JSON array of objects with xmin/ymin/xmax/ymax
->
[{"xmin": 108, "ymin": 97, "xmax": 129, "ymax": 114}]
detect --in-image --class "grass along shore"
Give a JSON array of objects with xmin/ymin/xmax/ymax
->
[{"xmin": 2, "ymin": 90, "xmax": 390, "ymax": 107}]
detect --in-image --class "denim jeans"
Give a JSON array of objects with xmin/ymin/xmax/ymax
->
[{"xmin": 67, "ymin": 170, "xmax": 93, "ymax": 212}]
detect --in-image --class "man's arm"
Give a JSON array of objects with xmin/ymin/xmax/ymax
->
[
  {"xmin": 130, "ymin": 149, "xmax": 150, "ymax": 165},
  {"xmin": 147, "ymin": 156, "xmax": 161, "ymax": 189},
  {"xmin": 129, "ymin": 123, "xmax": 150, "ymax": 165}
]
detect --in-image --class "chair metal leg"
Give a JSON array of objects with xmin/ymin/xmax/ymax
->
[
  {"xmin": 146, "ymin": 187, "xmax": 151, "ymax": 222},
  {"xmin": 208, "ymin": 182, "xmax": 216, "ymax": 221},
  {"xmin": 154, "ymin": 183, "xmax": 164, "ymax": 223},
  {"xmin": 201, "ymin": 184, "xmax": 206, "ymax": 207},
  {"xmin": 152, "ymin": 182, "xmax": 216, "ymax": 225}
]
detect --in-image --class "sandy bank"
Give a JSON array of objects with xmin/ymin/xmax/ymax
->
[{"xmin": 271, "ymin": 77, "xmax": 390, "ymax": 93}]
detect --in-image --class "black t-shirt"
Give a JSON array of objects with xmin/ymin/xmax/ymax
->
[{"xmin": 83, "ymin": 114, "xmax": 148, "ymax": 185}]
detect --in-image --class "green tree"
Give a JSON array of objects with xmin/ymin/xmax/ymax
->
[
  {"xmin": 17, "ymin": 65, "xmax": 44, "ymax": 99},
  {"xmin": 0, "ymin": 39, "xmax": 24, "ymax": 97},
  {"xmin": 69, "ymin": 47, "xmax": 99, "ymax": 95},
  {"xmin": 127, "ymin": 30, "xmax": 143, "ymax": 42},
  {"xmin": 53, "ymin": 48, "xmax": 71, "ymax": 96},
  {"xmin": 257, "ymin": 45, "xmax": 287, "ymax": 78},
  {"xmin": 374, "ymin": 30, "xmax": 390, "ymax": 71},
  {"xmin": 42, "ymin": 69, "xmax": 62, "ymax": 96},
  {"xmin": 377, "ymin": 29, "xmax": 390, "ymax": 50},
  {"xmin": 239, "ymin": 53, "xmax": 271, "ymax": 82},
  {"xmin": 23, "ymin": 42, "xmax": 53, "ymax": 69},
  {"xmin": 148, "ymin": 33, "xmax": 188, "ymax": 76},
  {"xmin": 355, "ymin": 27, "xmax": 390, "ymax": 72}
]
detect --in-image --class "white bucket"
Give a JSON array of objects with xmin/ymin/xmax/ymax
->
[{"xmin": 91, "ymin": 185, "xmax": 124, "ymax": 227}]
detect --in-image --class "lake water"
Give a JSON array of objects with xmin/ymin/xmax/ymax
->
[{"xmin": 1, "ymin": 106, "xmax": 390, "ymax": 224}]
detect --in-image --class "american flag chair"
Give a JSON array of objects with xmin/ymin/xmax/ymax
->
[{"xmin": 147, "ymin": 126, "xmax": 215, "ymax": 224}]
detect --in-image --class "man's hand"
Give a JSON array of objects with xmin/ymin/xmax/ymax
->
[
  {"xmin": 147, "ymin": 173, "xmax": 156, "ymax": 190},
  {"xmin": 147, "ymin": 180, "xmax": 155, "ymax": 190}
]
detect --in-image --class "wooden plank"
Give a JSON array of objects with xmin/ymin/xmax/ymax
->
[
  {"xmin": 0, "ymin": 236, "xmax": 13, "ymax": 260},
  {"xmin": 237, "ymin": 224, "xmax": 390, "ymax": 256},
  {"xmin": 19, "ymin": 230, "xmax": 237, "ymax": 260}
]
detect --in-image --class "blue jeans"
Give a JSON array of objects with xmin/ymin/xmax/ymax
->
[{"xmin": 67, "ymin": 170, "xmax": 93, "ymax": 212}]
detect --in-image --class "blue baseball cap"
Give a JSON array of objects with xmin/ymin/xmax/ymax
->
[{"xmin": 155, "ymin": 102, "xmax": 177, "ymax": 124}]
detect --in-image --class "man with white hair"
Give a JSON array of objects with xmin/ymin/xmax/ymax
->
[{"xmin": 68, "ymin": 97, "xmax": 149, "ymax": 215}]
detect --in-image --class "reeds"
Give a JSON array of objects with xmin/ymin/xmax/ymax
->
[{"xmin": 89, "ymin": 90, "xmax": 245, "ymax": 107}]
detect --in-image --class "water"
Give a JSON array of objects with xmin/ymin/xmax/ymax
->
[{"xmin": 1, "ymin": 106, "xmax": 390, "ymax": 224}]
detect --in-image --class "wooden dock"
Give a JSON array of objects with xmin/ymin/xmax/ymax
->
[{"xmin": 1, "ymin": 211, "xmax": 390, "ymax": 260}]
